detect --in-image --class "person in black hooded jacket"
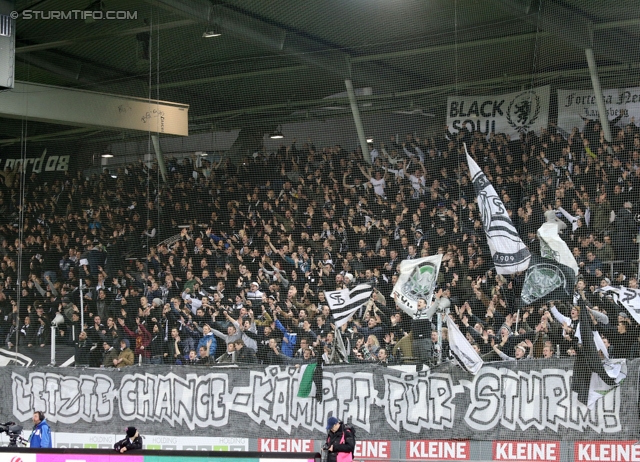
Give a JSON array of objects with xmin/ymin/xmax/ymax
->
[
  {"xmin": 114, "ymin": 426, "xmax": 143, "ymax": 453},
  {"xmin": 324, "ymin": 417, "xmax": 355, "ymax": 462}
]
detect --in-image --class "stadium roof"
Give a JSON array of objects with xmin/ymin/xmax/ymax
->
[{"xmin": 3, "ymin": 0, "xmax": 640, "ymax": 146}]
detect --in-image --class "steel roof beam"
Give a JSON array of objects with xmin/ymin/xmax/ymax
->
[
  {"xmin": 0, "ymin": 81, "xmax": 189, "ymax": 136},
  {"xmin": 490, "ymin": 0, "xmax": 640, "ymax": 63},
  {"xmin": 15, "ymin": 19, "xmax": 195, "ymax": 54}
]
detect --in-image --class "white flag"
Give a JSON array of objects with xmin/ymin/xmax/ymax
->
[
  {"xmin": 595, "ymin": 286, "xmax": 640, "ymax": 324},
  {"xmin": 325, "ymin": 284, "xmax": 373, "ymax": 328},
  {"xmin": 573, "ymin": 304, "xmax": 625, "ymax": 408},
  {"xmin": 392, "ymin": 255, "xmax": 443, "ymax": 317},
  {"xmin": 465, "ymin": 145, "xmax": 531, "ymax": 275},
  {"xmin": 445, "ymin": 316, "xmax": 483, "ymax": 375},
  {"xmin": 587, "ymin": 359, "xmax": 627, "ymax": 408},
  {"xmin": 537, "ymin": 222, "xmax": 579, "ymax": 276},
  {"xmin": 0, "ymin": 348, "xmax": 33, "ymax": 366}
]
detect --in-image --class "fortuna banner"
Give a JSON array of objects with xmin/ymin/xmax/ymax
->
[{"xmin": 557, "ymin": 87, "xmax": 640, "ymax": 134}]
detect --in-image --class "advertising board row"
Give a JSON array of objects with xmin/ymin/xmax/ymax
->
[{"xmin": 3, "ymin": 436, "xmax": 640, "ymax": 462}]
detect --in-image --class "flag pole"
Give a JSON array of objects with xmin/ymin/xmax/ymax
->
[
  {"xmin": 436, "ymin": 310, "xmax": 443, "ymax": 365},
  {"xmin": 515, "ymin": 309, "xmax": 520, "ymax": 335}
]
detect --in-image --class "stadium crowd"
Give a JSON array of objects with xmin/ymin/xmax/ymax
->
[{"xmin": 1, "ymin": 117, "xmax": 640, "ymax": 368}]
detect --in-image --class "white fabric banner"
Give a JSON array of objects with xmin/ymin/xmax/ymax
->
[
  {"xmin": 595, "ymin": 286, "xmax": 640, "ymax": 325},
  {"xmin": 392, "ymin": 254, "xmax": 443, "ymax": 317},
  {"xmin": 466, "ymin": 149, "xmax": 531, "ymax": 275},
  {"xmin": 447, "ymin": 85, "xmax": 550, "ymax": 136},
  {"xmin": 537, "ymin": 222, "xmax": 579, "ymax": 276},
  {"xmin": 588, "ymin": 359, "xmax": 627, "ymax": 409},
  {"xmin": 557, "ymin": 87, "xmax": 639, "ymax": 133},
  {"xmin": 446, "ymin": 316, "xmax": 483, "ymax": 375},
  {"xmin": 0, "ymin": 348, "xmax": 33, "ymax": 367}
]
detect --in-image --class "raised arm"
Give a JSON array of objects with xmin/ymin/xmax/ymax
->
[
  {"xmin": 211, "ymin": 328, "xmax": 227, "ymax": 340},
  {"xmin": 32, "ymin": 277, "xmax": 47, "ymax": 297},
  {"xmin": 492, "ymin": 343, "xmax": 515, "ymax": 361},
  {"xmin": 549, "ymin": 305, "xmax": 571, "ymax": 325},
  {"xmin": 358, "ymin": 164, "xmax": 372, "ymax": 180},
  {"xmin": 343, "ymin": 171, "xmax": 355, "ymax": 189}
]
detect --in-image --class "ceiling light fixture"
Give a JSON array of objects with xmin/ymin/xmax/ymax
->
[
  {"xmin": 269, "ymin": 126, "xmax": 284, "ymax": 139},
  {"xmin": 101, "ymin": 153, "xmax": 113, "ymax": 158},
  {"xmin": 203, "ymin": 7, "xmax": 221, "ymax": 38},
  {"xmin": 203, "ymin": 28, "xmax": 221, "ymax": 38}
]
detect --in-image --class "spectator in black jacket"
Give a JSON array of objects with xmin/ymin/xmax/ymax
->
[
  {"xmin": 148, "ymin": 323, "xmax": 167, "ymax": 364},
  {"xmin": 114, "ymin": 427, "xmax": 142, "ymax": 454},
  {"xmin": 75, "ymin": 331, "xmax": 92, "ymax": 366},
  {"xmin": 613, "ymin": 202, "xmax": 637, "ymax": 267},
  {"xmin": 234, "ymin": 338, "xmax": 257, "ymax": 363},
  {"xmin": 324, "ymin": 417, "xmax": 355, "ymax": 462},
  {"xmin": 32, "ymin": 315, "xmax": 50, "ymax": 348},
  {"xmin": 20, "ymin": 316, "xmax": 38, "ymax": 347}
]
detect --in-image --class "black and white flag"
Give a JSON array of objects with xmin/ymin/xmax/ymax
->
[
  {"xmin": 595, "ymin": 285, "xmax": 640, "ymax": 324},
  {"xmin": 325, "ymin": 284, "xmax": 373, "ymax": 328},
  {"xmin": 0, "ymin": 348, "xmax": 33, "ymax": 367},
  {"xmin": 573, "ymin": 302, "xmax": 624, "ymax": 408},
  {"xmin": 446, "ymin": 316, "xmax": 483, "ymax": 375},
  {"xmin": 466, "ymin": 145, "xmax": 531, "ymax": 275},
  {"xmin": 537, "ymin": 222, "xmax": 579, "ymax": 276}
]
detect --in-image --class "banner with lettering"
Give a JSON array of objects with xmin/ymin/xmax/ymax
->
[
  {"xmin": 557, "ymin": 87, "xmax": 640, "ymax": 134},
  {"xmin": 0, "ymin": 147, "xmax": 76, "ymax": 180},
  {"xmin": 2, "ymin": 359, "xmax": 639, "ymax": 442},
  {"xmin": 447, "ymin": 85, "xmax": 550, "ymax": 136}
]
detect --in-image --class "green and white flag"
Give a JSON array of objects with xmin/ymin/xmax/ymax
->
[
  {"xmin": 519, "ymin": 255, "xmax": 575, "ymax": 308},
  {"xmin": 297, "ymin": 359, "xmax": 324, "ymax": 402},
  {"xmin": 392, "ymin": 254, "xmax": 442, "ymax": 318}
]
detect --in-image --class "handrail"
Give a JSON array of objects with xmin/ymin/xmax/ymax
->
[{"xmin": 601, "ymin": 259, "xmax": 640, "ymax": 280}]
